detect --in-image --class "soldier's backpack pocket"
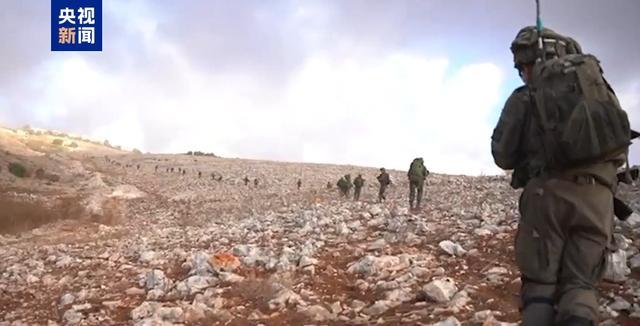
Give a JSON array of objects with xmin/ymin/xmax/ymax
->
[{"xmin": 515, "ymin": 222, "xmax": 550, "ymax": 279}]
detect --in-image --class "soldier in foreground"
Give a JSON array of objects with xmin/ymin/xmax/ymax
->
[
  {"xmin": 407, "ymin": 157, "xmax": 429, "ymax": 210},
  {"xmin": 353, "ymin": 174, "xmax": 364, "ymax": 201},
  {"xmin": 491, "ymin": 26, "xmax": 630, "ymax": 326},
  {"xmin": 376, "ymin": 168, "xmax": 390, "ymax": 203}
]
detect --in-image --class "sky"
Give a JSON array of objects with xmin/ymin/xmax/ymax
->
[{"xmin": 1, "ymin": 0, "xmax": 639, "ymax": 175}]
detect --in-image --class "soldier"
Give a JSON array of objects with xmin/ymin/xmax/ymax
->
[
  {"xmin": 217, "ymin": 175, "xmax": 222, "ymax": 182},
  {"xmin": 353, "ymin": 174, "xmax": 364, "ymax": 201},
  {"xmin": 211, "ymin": 172, "xmax": 216, "ymax": 180},
  {"xmin": 407, "ymin": 157, "xmax": 429, "ymax": 210},
  {"xmin": 254, "ymin": 178, "xmax": 259, "ymax": 187},
  {"xmin": 297, "ymin": 178, "xmax": 302, "ymax": 190},
  {"xmin": 244, "ymin": 176, "xmax": 250, "ymax": 186},
  {"xmin": 376, "ymin": 168, "xmax": 390, "ymax": 203},
  {"xmin": 198, "ymin": 171, "xmax": 202, "ymax": 178},
  {"xmin": 170, "ymin": 167, "xmax": 174, "ymax": 173},
  {"xmin": 182, "ymin": 169, "xmax": 186, "ymax": 175},
  {"xmin": 137, "ymin": 164, "xmax": 140, "ymax": 170},
  {"xmin": 336, "ymin": 174, "xmax": 353, "ymax": 197},
  {"xmin": 155, "ymin": 165, "xmax": 158, "ymax": 172},
  {"xmin": 326, "ymin": 181, "xmax": 332, "ymax": 189},
  {"xmin": 491, "ymin": 26, "xmax": 630, "ymax": 326}
]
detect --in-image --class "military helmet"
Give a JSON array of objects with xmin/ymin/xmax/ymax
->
[{"xmin": 510, "ymin": 26, "xmax": 582, "ymax": 68}]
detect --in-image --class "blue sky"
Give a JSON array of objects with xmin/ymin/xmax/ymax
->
[{"xmin": 1, "ymin": 0, "xmax": 639, "ymax": 175}]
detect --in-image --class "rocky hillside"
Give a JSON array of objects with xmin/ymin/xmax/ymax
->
[{"xmin": 1, "ymin": 132, "xmax": 640, "ymax": 325}]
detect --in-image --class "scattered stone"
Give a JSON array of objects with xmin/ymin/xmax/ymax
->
[
  {"xmin": 609, "ymin": 296, "xmax": 631, "ymax": 311},
  {"xmin": 299, "ymin": 304, "xmax": 334, "ymax": 321},
  {"xmin": 60, "ymin": 293, "xmax": 75, "ymax": 306},
  {"xmin": 423, "ymin": 278, "xmax": 458, "ymax": 303},
  {"xmin": 439, "ymin": 240, "xmax": 467, "ymax": 256},
  {"xmin": 62, "ymin": 310, "xmax": 84, "ymax": 325},
  {"xmin": 139, "ymin": 251, "xmax": 156, "ymax": 264}
]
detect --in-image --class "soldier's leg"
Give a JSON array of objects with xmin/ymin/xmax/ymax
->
[
  {"xmin": 409, "ymin": 182, "xmax": 416, "ymax": 208},
  {"xmin": 416, "ymin": 182, "xmax": 424, "ymax": 208},
  {"xmin": 516, "ymin": 178, "xmax": 566, "ymax": 326},
  {"xmin": 554, "ymin": 179, "xmax": 613, "ymax": 325}
]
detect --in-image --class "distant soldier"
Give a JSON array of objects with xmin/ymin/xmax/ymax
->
[
  {"xmin": 170, "ymin": 167, "xmax": 174, "ymax": 173},
  {"xmin": 178, "ymin": 167, "xmax": 182, "ymax": 173},
  {"xmin": 377, "ymin": 168, "xmax": 391, "ymax": 203},
  {"xmin": 211, "ymin": 172, "xmax": 216, "ymax": 180},
  {"xmin": 198, "ymin": 171, "xmax": 202, "ymax": 178},
  {"xmin": 337, "ymin": 174, "xmax": 353, "ymax": 197},
  {"xmin": 407, "ymin": 157, "xmax": 429, "ymax": 210},
  {"xmin": 155, "ymin": 165, "xmax": 158, "ymax": 172},
  {"xmin": 244, "ymin": 176, "xmax": 250, "ymax": 186},
  {"xmin": 137, "ymin": 164, "xmax": 140, "ymax": 170},
  {"xmin": 254, "ymin": 178, "xmax": 259, "ymax": 187},
  {"xmin": 353, "ymin": 174, "xmax": 364, "ymax": 201},
  {"xmin": 182, "ymin": 169, "xmax": 186, "ymax": 175},
  {"xmin": 326, "ymin": 182, "xmax": 332, "ymax": 189},
  {"xmin": 217, "ymin": 175, "xmax": 222, "ymax": 182},
  {"xmin": 297, "ymin": 178, "xmax": 302, "ymax": 190}
]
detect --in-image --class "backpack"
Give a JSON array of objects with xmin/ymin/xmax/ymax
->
[
  {"xmin": 408, "ymin": 159, "xmax": 426, "ymax": 182},
  {"xmin": 530, "ymin": 54, "xmax": 631, "ymax": 169}
]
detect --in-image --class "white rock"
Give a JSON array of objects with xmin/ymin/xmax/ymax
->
[
  {"xmin": 190, "ymin": 252, "xmax": 214, "ymax": 276},
  {"xmin": 603, "ymin": 249, "xmax": 630, "ymax": 283},
  {"xmin": 55, "ymin": 255, "xmax": 74, "ymax": 268},
  {"xmin": 347, "ymin": 255, "xmax": 406, "ymax": 276},
  {"xmin": 369, "ymin": 205, "xmax": 383, "ymax": 216},
  {"xmin": 139, "ymin": 251, "xmax": 156, "ymax": 264},
  {"xmin": 131, "ymin": 301, "xmax": 161, "ymax": 321},
  {"xmin": 423, "ymin": 278, "xmax": 458, "ymax": 303},
  {"xmin": 62, "ymin": 310, "xmax": 84, "ymax": 325},
  {"xmin": 624, "ymin": 213, "xmax": 640, "ymax": 228},
  {"xmin": 629, "ymin": 254, "xmax": 640, "ymax": 269},
  {"xmin": 609, "ymin": 296, "xmax": 631, "ymax": 311},
  {"xmin": 60, "ymin": 293, "xmax": 75, "ymax": 306},
  {"xmin": 438, "ymin": 240, "xmax": 467, "ymax": 256},
  {"xmin": 142, "ymin": 269, "xmax": 171, "ymax": 291},
  {"xmin": 72, "ymin": 303, "xmax": 92, "ymax": 312},
  {"xmin": 298, "ymin": 256, "xmax": 318, "ymax": 268},
  {"xmin": 268, "ymin": 289, "xmax": 303, "ymax": 310}
]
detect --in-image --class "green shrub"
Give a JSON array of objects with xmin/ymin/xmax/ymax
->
[
  {"xmin": 52, "ymin": 139, "xmax": 64, "ymax": 146},
  {"xmin": 8, "ymin": 163, "xmax": 27, "ymax": 178},
  {"xmin": 68, "ymin": 142, "xmax": 78, "ymax": 148}
]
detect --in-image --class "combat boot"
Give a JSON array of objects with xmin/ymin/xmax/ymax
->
[{"xmin": 521, "ymin": 302, "xmax": 555, "ymax": 326}]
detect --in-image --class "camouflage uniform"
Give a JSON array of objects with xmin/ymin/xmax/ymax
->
[
  {"xmin": 353, "ymin": 174, "xmax": 364, "ymax": 201},
  {"xmin": 337, "ymin": 174, "xmax": 353, "ymax": 197},
  {"xmin": 377, "ymin": 169, "xmax": 390, "ymax": 202},
  {"xmin": 492, "ymin": 27, "xmax": 626, "ymax": 326},
  {"xmin": 408, "ymin": 158, "xmax": 429, "ymax": 209}
]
